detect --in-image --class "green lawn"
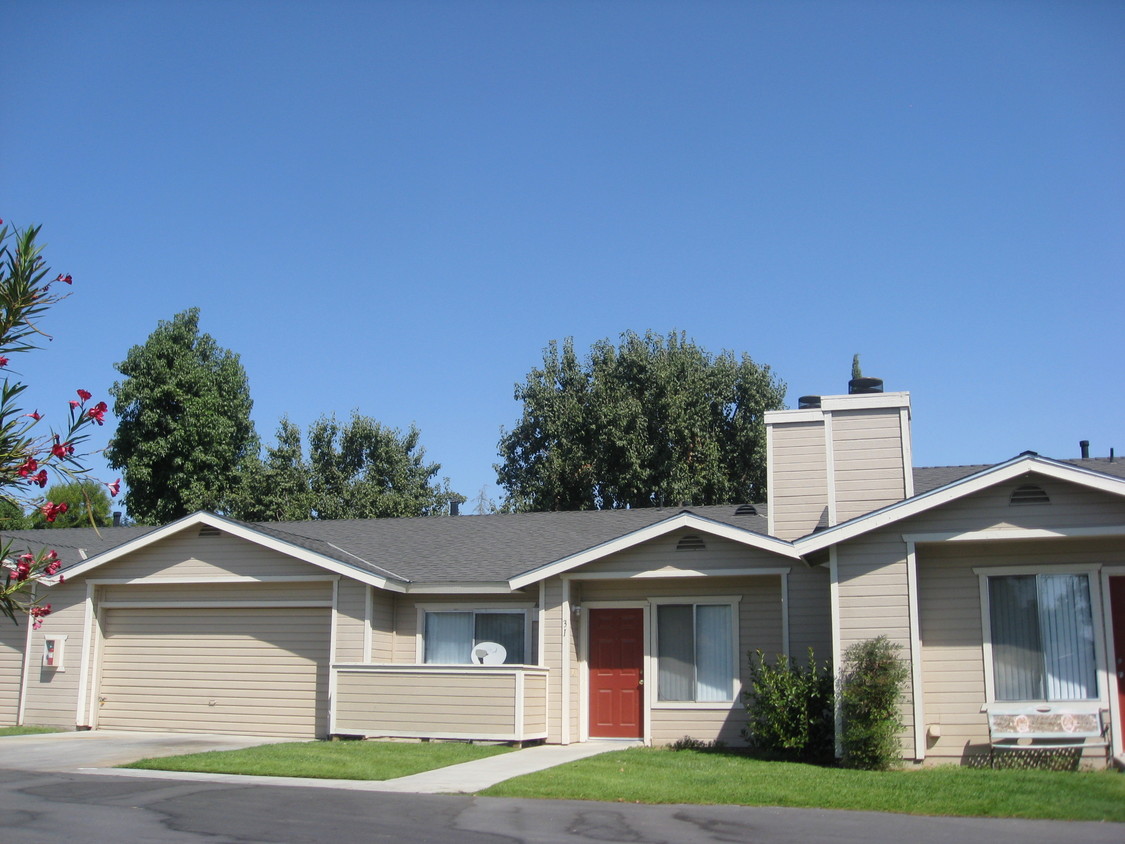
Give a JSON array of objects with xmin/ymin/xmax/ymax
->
[
  {"xmin": 122, "ymin": 740, "xmax": 514, "ymax": 781},
  {"xmin": 480, "ymin": 748, "xmax": 1125, "ymax": 823},
  {"xmin": 0, "ymin": 726, "xmax": 64, "ymax": 737}
]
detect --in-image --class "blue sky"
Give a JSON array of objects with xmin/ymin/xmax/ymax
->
[{"xmin": 4, "ymin": 1, "xmax": 1123, "ymax": 514}]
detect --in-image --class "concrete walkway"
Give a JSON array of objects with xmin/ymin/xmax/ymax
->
[
  {"xmin": 87, "ymin": 739, "xmax": 639, "ymax": 793},
  {"xmin": 0, "ymin": 731, "xmax": 637, "ymax": 793}
]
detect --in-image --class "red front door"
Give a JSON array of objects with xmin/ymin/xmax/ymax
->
[
  {"xmin": 588, "ymin": 608, "xmax": 644, "ymax": 739},
  {"xmin": 1110, "ymin": 577, "xmax": 1125, "ymax": 729}
]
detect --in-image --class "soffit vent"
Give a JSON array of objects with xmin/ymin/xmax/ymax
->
[
  {"xmin": 1010, "ymin": 484, "xmax": 1050, "ymax": 505},
  {"xmin": 676, "ymin": 534, "xmax": 706, "ymax": 551},
  {"xmin": 198, "ymin": 525, "xmax": 222, "ymax": 537},
  {"xmin": 734, "ymin": 503, "xmax": 758, "ymax": 515}
]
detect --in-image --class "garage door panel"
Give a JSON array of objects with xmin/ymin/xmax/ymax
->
[{"xmin": 98, "ymin": 607, "xmax": 329, "ymax": 738}]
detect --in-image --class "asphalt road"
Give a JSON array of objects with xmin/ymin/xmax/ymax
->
[{"xmin": 2, "ymin": 767, "xmax": 1122, "ymax": 844}]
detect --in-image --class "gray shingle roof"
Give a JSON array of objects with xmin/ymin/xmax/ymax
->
[
  {"xmin": 3, "ymin": 454, "xmax": 1121, "ymax": 586},
  {"xmin": 263, "ymin": 504, "xmax": 770, "ymax": 583}
]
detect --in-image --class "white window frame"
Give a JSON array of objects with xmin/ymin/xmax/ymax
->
[
  {"xmin": 975, "ymin": 564, "xmax": 1109, "ymax": 710},
  {"xmin": 415, "ymin": 604, "xmax": 535, "ymax": 666},
  {"xmin": 649, "ymin": 595, "xmax": 741, "ymax": 709}
]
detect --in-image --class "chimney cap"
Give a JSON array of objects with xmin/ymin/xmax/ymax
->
[{"xmin": 848, "ymin": 377, "xmax": 884, "ymax": 395}]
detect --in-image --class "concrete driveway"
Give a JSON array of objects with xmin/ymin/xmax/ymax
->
[{"xmin": 0, "ymin": 730, "xmax": 289, "ymax": 772}]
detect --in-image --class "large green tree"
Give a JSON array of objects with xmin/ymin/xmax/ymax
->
[
  {"xmin": 106, "ymin": 308, "xmax": 258, "ymax": 524},
  {"xmin": 497, "ymin": 330, "xmax": 786, "ymax": 511},
  {"xmin": 233, "ymin": 413, "xmax": 461, "ymax": 521}
]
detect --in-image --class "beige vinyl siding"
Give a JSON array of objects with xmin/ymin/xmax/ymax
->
[
  {"xmin": 99, "ymin": 581, "xmax": 331, "ymax": 604},
  {"xmin": 908, "ymin": 481, "xmax": 1125, "ymax": 534},
  {"xmin": 542, "ymin": 578, "xmax": 566, "ymax": 742},
  {"xmin": 334, "ymin": 579, "xmax": 366, "ymax": 663},
  {"xmin": 831, "ymin": 408, "xmax": 908, "ymax": 523},
  {"xmin": 834, "ymin": 476, "xmax": 1125, "ymax": 764},
  {"xmin": 0, "ymin": 616, "xmax": 27, "ymax": 724},
  {"xmin": 523, "ymin": 671, "xmax": 548, "ymax": 736},
  {"xmin": 20, "ymin": 577, "xmax": 88, "ymax": 729},
  {"xmin": 97, "ymin": 606, "xmax": 330, "ymax": 738},
  {"xmin": 769, "ymin": 420, "xmax": 829, "ymax": 540},
  {"xmin": 918, "ymin": 537, "xmax": 1125, "ymax": 763},
  {"xmin": 370, "ymin": 588, "xmax": 394, "ymax": 662},
  {"xmin": 582, "ymin": 575, "xmax": 781, "ymax": 745},
  {"xmin": 333, "ymin": 666, "xmax": 548, "ymax": 741},
  {"xmin": 834, "ymin": 532, "xmax": 915, "ymax": 757},
  {"xmin": 93, "ymin": 528, "xmax": 326, "ymax": 581}
]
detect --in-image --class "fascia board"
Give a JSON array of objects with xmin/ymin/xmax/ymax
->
[
  {"xmin": 508, "ymin": 511, "xmax": 799, "ymax": 590},
  {"xmin": 56, "ymin": 511, "xmax": 407, "ymax": 592},
  {"xmin": 795, "ymin": 455, "xmax": 1125, "ymax": 557}
]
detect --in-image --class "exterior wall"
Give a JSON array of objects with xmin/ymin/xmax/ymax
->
[
  {"xmin": 20, "ymin": 577, "xmax": 87, "ymax": 729},
  {"xmin": 918, "ymin": 536, "xmax": 1125, "ymax": 764},
  {"xmin": 831, "ymin": 408, "xmax": 909, "ymax": 523},
  {"xmin": 768, "ymin": 419, "xmax": 828, "ymax": 540},
  {"xmin": 21, "ymin": 528, "xmax": 341, "ymax": 733},
  {"xmin": 0, "ymin": 610, "xmax": 29, "ymax": 725},
  {"xmin": 335, "ymin": 579, "xmax": 366, "ymax": 664},
  {"xmin": 333, "ymin": 665, "xmax": 548, "ymax": 741},
  {"xmin": 566, "ymin": 530, "xmax": 825, "ymax": 746},
  {"xmin": 766, "ymin": 394, "xmax": 911, "ymax": 540},
  {"xmin": 834, "ymin": 477, "xmax": 1125, "ymax": 764},
  {"xmin": 542, "ymin": 578, "xmax": 567, "ymax": 743},
  {"xmin": 371, "ymin": 587, "xmax": 394, "ymax": 663}
]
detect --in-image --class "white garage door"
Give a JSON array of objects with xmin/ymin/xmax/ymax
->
[{"xmin": 98, "ymin": 606, "xmax": 330, "ymax": 738}]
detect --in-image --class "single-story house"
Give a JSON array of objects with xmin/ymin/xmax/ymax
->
[{"xmin": 2, "ymin": 382, "xmax": 1123, "ymax": 767}]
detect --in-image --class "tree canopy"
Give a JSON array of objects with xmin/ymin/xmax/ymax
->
[
  {"xmin": 105, "ymin": 308, "xmax": 258, "ymax": 524},
  {"xmin": 31, "ymin": 481, "xmax": 112, "ymax": 528},
  {"xmin": 496, "ymin": 330, "xmax": 786, "ymax": 511},
  {"xmin": 232, "ymin": 413, "xmax": 462, "ymax": 521}
]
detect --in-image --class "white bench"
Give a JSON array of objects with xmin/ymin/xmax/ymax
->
[{"xmin": 987, "ymin": 704, "xmax": 1108, "ymax": 760}]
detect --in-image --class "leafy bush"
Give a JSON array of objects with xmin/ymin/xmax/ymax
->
[
  {"xmin": 839, "ymin": 636, "xmax": 908, "ymax": 770},
  {"xmin": 743, "ymin": 649, "xmax": 834, "ymax": 763}
]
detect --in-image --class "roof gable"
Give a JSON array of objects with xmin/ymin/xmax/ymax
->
[
  {"xmin": 795, "ymin": 454, "xmax": 1125, "ymax": 555},
  {"xmin": 507, "ymin": 510, "xmax": 800, "ymax": 589},
  {"xmin": 56, "ymin": 511, "xmax": 408, "ymax": 591}
]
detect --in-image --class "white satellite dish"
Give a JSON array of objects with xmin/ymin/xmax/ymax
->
[{"xmin": 473, "ymin": 641, "xmax": 507, "ymax": 665}]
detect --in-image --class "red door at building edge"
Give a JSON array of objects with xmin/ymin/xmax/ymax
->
[{"xmin": 588, "ymin": 608, "xmax": 644, "ymax": 739}]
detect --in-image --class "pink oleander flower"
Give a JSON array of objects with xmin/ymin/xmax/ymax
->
[
  {"xmin": 0, "ymin": 356, "xmax": 8, "ymax": 368},
  {"xmin": 87, "ymin": 401, "xmax": 108, "ymax": 425},
  {"xmin": 26, "ymin": 410, "xmax": 42, "ymax": 421},
  {"xmin": 44, "ymin": 558, "xmax": 62, "ymax": 576},
  {"xmin": 69, "ymin": 400, "xmax": 80, "ymax": 409},
  {"xmin": 76, "ymin": 389, "xmax": 92, "ymax": 402},
  {"xmin": 15, "ymin": 554, "xmax": 33, "ymax": 581},
  {"xmin": 17, "ymin": 457, "xmax": 38, "ymax": 478},
  {"xmin": 41, "ymin": 501, "xmax": 68, "ymax": 522},
  {"xmin": 51, "ymin": 437, "xmax": 74, "ymax": 459},
  {"xmin": 107, "ymin": 478, "xmax": 121, "ymax": 497},
  {"xmin": 55, "ymin": 274, "xmax": 72, "ymax": 285},
  {"xmin": 30, "ymin": 469, "xmax": 48, "ymax": 488},
  {"xmin": 30, "ymin": 604, "xmax": 52, "ymax": 629}
]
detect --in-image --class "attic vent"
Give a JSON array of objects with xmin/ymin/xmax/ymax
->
[
  {"xmin": 734, "ymin": 504, "xmax": 758, "ymax": 516},
  {"xmin": 676, "ymin": 534, "xmax": 707, "ymax": 551},
  {"xmin": 198, "ymin": 525, "xmax": 222, "ymax": 537},
  {"xmin": 1010, "ymin": 484, "xmax": 1050, "ymax": 505}
]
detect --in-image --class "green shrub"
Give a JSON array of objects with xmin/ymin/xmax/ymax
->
[
  {"xmin": 743, "ymin": 649, "xmax": 834, "ymax": 763},
  {"xmin": 839, "ymin": 636, "xmax": 908, "ymax": 770}
]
